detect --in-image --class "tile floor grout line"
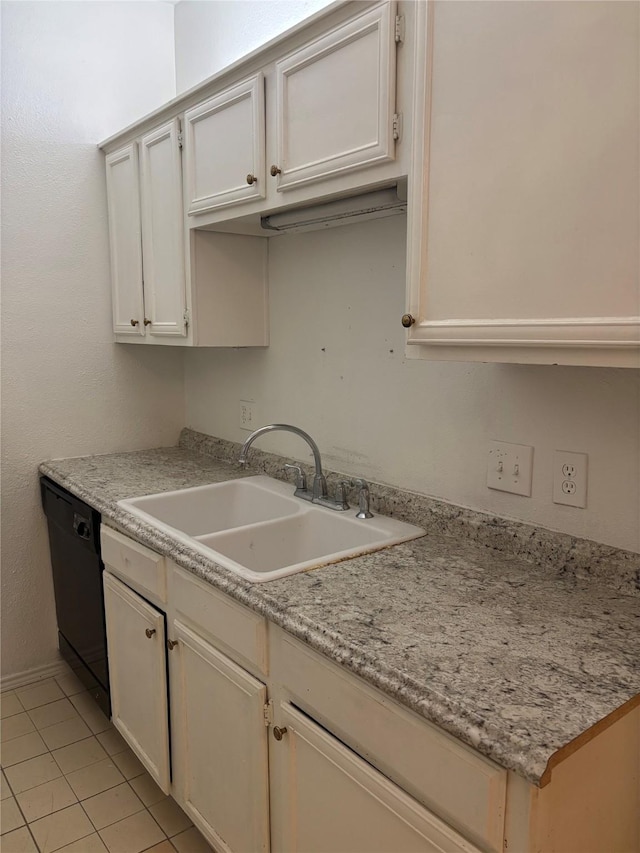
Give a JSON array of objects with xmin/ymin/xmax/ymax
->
[
  {"xmin": 4, "ymin": 670, "xmax": 212, "ymax": 852},
  {"xmin": 1, "ymin": 762, "xmax": 42, "ymax": 852}
]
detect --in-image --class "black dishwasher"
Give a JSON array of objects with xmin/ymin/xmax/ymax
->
[{"xmin": 41, "ymin": 477, "xmax": 110, "ymax": 716}]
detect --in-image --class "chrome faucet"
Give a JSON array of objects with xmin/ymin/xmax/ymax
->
[{"xmin": 238, "ymin": 424, "xmax": 348, "ymax": 511}]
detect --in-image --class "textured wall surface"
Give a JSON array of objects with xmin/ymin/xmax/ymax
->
[
  {"xmin": 1, "ymin": 2, "xmax": 184, "ymax": 680},
  {"xmin": 185, "ymin": 217, "xmax": 640, "ymax": 554},
  {"xmin": 174, "ymin": 0, "xmax": 333, "ymax": 92}
]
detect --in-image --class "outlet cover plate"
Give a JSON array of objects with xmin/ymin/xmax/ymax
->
[
  {"xmin": 553, "ymin": 450, "xmax": 588, "ymax": 508},
  {"xmin": 239, "ymin": 400, "xmax": 256, "ymax": 431},
  {"xmin": 487, "ymin": 441, "xmax": 534, "ymax": 497}
]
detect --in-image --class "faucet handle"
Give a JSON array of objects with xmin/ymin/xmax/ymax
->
[
  {"xmin": 335, "ymin": 481, "xmax": 350, "ymax": 511},
  {"xmin": 284, "ymin": 463, "xmax": 307, "ymax": 491},
  {"xmin": 351, "ymin": 478, "xmax": 374, "ymax": 519}
]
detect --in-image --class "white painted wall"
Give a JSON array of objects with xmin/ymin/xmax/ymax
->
[
  {"xmin": 174, "ymin": 0, "xmax": 333, "ymax": 92},
  {"xmin": 1, "ymin": 2, "xmax": 183, "ymax": 680},
  {"xmin": 180, "ymin": 2, "xmax": 640, "ymax": 554}
]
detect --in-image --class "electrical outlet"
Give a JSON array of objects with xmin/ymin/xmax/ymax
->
[
  {"xmin": 487, "ymin": 441, "xmax": 534, "ymax": 497},
  {"xmin": 553, "ymin": 451, "xmax": 588, "ymax": 508},
  {"xmin": 239, "ymin": 400, "xmax": 255, "ymax": 431}
]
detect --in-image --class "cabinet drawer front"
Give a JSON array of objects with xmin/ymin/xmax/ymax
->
[
  {"xmin": 274, "ymin": 629, "xmax": 506, "ymax": 852},
  {"xmin": 101, "ymin": 526, "xmax": 166, "ymax": 604},
  {"xmin": 274, "ymin": 1, "xmax": 396, "ymax": 191},
  {"xmin": 184, "ymin": 73, "xmax": 265, "ymax": 216},
  {"xmin": 272, "ymin": 702, "xmax": 481, "ymax": 853},
  {"xmin": 172, "ymin": 566, "xmax": 268, "ymax": 676}
]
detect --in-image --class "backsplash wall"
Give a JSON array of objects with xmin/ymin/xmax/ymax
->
[{"xmin": 184, "ymin": 215, "xmax": 640, "ymax": 554}]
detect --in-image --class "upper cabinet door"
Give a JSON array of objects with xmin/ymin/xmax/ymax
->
[
  {"xmin": 140, "ymin": 119, "xmax": 187, "ymax": 337},
  {"xmin": 405, "ymin": 1, "xmax": 640, "ymax": 367},
  {"xmin": 184, "ymin": 74, "xmax": 266, "ymax": 216},
  {"xmin": 105, "ymin": 145, "xmax": 145, "ymax": 336},
  {"xmin": 273, "ymin": 1, "xmax": 397, "ymax": 192}
]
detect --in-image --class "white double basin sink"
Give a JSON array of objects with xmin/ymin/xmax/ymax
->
[{"xmin": 118, "ymin": 475, "xmax": 425, "ymax": 583}]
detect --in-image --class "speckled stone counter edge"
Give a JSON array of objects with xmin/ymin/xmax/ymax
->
[{"xmin": 180, "ymin": 428, "xmax": 640, "ymax": 595}]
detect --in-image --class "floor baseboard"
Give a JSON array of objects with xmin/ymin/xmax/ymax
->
[{"xmin": 1, "ymin": 658, "xmax": 69, "ymax": 692}]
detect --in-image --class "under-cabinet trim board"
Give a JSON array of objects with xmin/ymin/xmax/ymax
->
[{"xmin": 407, "ymin": 316, "xmax": 640, "ymax": 348}]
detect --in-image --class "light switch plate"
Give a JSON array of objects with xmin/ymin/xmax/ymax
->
[{"xmin": 487, "ymin": 441, "xmax": 534, "ymax": 497}]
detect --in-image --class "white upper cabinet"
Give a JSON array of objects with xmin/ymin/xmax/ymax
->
[
  {"xmin": 105, "ymin": 144, "xmax": 145, "ymax": 336},
  {"xmin": 140, "ymin": 119, "xmax": 187, "ymax": 337},
  {"xmin": 184, "ymin": 74, "xmax": 266, "ymax": 215},
  {"xmin": 104, "ymin": 124, "xmax": 268, "ymax": 348},
  {"xmin": 272, "ymin": 1, "xmax": 397, "ymax": 191},
  {"xmin": 405, "ymin": 1, "xmax": 640, "ymax": 367}
]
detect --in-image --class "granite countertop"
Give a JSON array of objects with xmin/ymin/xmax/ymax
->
[{"xmin": 40, "ymin": 442, "xmax": 640, "ymax": 786}]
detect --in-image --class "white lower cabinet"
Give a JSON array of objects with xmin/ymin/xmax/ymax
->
[
  {"xmin": 102, "ymin": 571, "xmax": 171, "ymax": 793},
  {"xmin": 169, "ymin": 620, "xmax": 270, "ymax": 853},
  {"xmin": 101, "ymin": 530, "xmax": 638, "ymax": 853},
  {"xmin": 269, "ymin": 702, "xmax": 479, "ymax": 853},
  {"xmin": 102, "ymin": 539, "xmax": 494, "ymax": 853}
]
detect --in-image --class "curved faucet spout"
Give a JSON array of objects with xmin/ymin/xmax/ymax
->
[{"xmin": 238, "ymin": 424, "xmax": 327, "ymax": 500}]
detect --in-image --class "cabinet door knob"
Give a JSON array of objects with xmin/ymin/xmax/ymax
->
[
  {"xmin": 167, "ymin": 639, "xmax": 179, "ymax": 651},
  {"xmin": 130, "ymin": 319, "xmax": 140, "ymax": 327},
  {"xmin": 273, "ymin": 726, "xmax": 288, "ymax": 741},
  {"xmin": 270, "ymin": 165, "xmax": 282, "ymax": 177},
  {"xmin": 143, "ymin": 318, "xmax": 152, "ymax": 326},
  {"xmin": 246, "ymin": 173, "xmax": 257, "ymax": 185},
  {"xmin": 401, "ymin": 313, "xmax": 415, "ymax": 328},
  {"xmin": 145, "ymin": 628, "xmax": 156, "ymax": 639}
]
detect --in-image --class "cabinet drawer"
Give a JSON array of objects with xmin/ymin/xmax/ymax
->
[
  {"xmin": 101, "ymin": 526, "xmax": 166, "ymax": 605},
  {"xmin": 171, "ymin": 565, "xmax": 268, "ymax": 677},
  {"xmin": 272, "ymin": 627, "xmax": 506, "ymax": 852}
]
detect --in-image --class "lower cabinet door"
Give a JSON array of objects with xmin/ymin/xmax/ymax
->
[
  {"xmin": 170, "ymin": 620, "xmax": 270, "ymax": 853},
  {"xmin": 270, "ymin": 703, "xmax": 481, "ymax": 853},
  {"xmin": 102, "ymin": 571, "xmax": 171, "ymax": 792}
]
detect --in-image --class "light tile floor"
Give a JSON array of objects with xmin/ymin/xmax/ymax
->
[{"xmin": 1, "ymin": 668, "xmax": 214, "ymax": 853}]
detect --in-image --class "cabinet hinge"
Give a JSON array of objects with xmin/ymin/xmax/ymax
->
[
  {"xmin": 177, "ymin": 132, "xmax": 183, "ymax": 150},
  {"xmin": 394, "ymin": 14, "xmax": 405, "ymax": 44},
  {"xmin": 263, "ymin": 700, "xmax": 273, "ymax": 727},
  {"xmin": 183, "ymin": 308, "xmax": 190, "ymax": 328},
  {"xmin": 392, "ymin": 113, "xmax": 403, "ymax": 142}
]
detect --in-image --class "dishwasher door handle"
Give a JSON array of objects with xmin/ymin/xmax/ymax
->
[{"xmin": 73, "ymin": 513, "xmax": 91, "ymax": 540}]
